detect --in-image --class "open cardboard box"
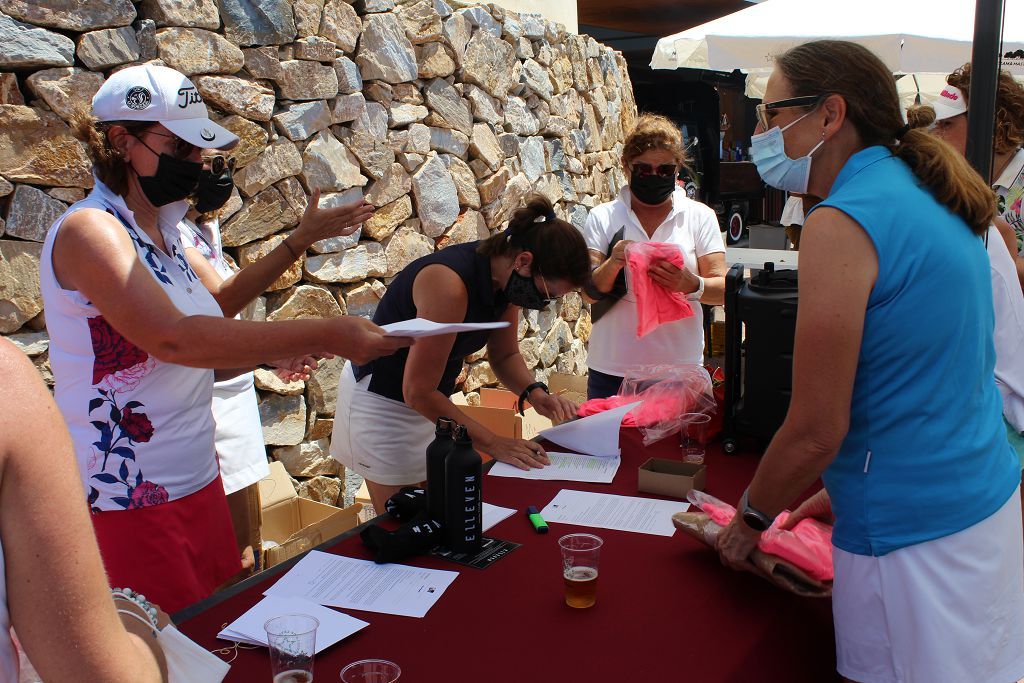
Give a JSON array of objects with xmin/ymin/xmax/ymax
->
[
  {"xmin": 638, "ymin": 458, "xmax": 706, "ymax": 499},
  {"xmin": 549, "ymin": 372, "xmax": 589, "ymax": 406},
  {"xmin": 452, "ymin": 387, "xmax": 552, "ymax": 460},
  {"xmin": 258, "ymin": 461, "xmax": 362, "ymax": 569}
]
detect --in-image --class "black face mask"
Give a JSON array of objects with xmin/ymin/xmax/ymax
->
[
  {"xmin": 505, "ymin": 270, "xmax": 550, "ymax": 310},
  {"xmin": 194, "ymin": 166, "xmax": 234, "ymax": 213},
  {"xmin": 629, "ymin": 172, "xmax": 676, "ymax": 206},
  {"xmin": 135, "ymin": 153, "xmax": 203, "ymax": 208}
]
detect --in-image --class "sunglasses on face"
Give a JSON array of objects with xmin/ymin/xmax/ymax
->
[
  {"xmin": 202, "ymin": 154, "xmax": 236, "ymax": 174},
  {"xmin": 138, "ymin": 130, "xmax": 199, "ymax": 160},
  {"xmin": 755, "ymin": 94, "xmax": 826, "ymax": 131},
  {"xmin": 631, "ymin": 163, "xmax": 678, "ymax": 179}
]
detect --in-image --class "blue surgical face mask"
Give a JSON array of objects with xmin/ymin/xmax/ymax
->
[{"xmin": 749, "ymin": 109, "xmax": 825, "ymax": 194}]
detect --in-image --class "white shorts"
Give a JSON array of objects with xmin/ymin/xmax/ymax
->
[
  {"xmin": 833, "ymin": 486, "xmax": 1024, "ymax": 683},
  {"xmin": 329, "ymin": 363, "xmax": 434, "ymax": 486}
]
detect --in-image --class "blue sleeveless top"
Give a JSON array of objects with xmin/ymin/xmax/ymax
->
[
  {"xmin": 812, "ymin": 146, "xmax": 1020, "ymax": 556},
  {"xmin": 354, "ymin": 241, "xmax": 509, "ymax": 402}
]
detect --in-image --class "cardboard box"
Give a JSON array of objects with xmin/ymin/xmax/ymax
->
[
  {"xmin": 638, "ymin": 458, "xmax": 706, "ymax": 499},
  {"xmin": 455, "ymin": 388, "xmax": 552, "ymax": 459},
  {"xmin": 258, "ymin": 461, "xmax": 362, "ymax": 568},
  {"xmin": 549, "ymin": 372, "xmax": 589, "ymax": 405}
]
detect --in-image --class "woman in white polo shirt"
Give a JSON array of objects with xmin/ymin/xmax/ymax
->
[{"xmin": 582, "ymin": 114, "xmax": 727, "ymax": 399}]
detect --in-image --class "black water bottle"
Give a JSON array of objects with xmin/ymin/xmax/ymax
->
[
  {"xmin": 425, "ymin": 417, "xmax": 455, "ymax": 525},
  {"xmin": 443, "ymin": 424, "xmax": 482, "ymax": 554}
]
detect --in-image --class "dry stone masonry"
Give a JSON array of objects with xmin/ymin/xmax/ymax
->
[{"xmin": 0, "ymin": 0, "xmax": 636, "ymax": 503}]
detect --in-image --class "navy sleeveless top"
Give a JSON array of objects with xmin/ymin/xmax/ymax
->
[{"xmin": 354, "ymin": 241, "xmax": 509, "ymax": 402}]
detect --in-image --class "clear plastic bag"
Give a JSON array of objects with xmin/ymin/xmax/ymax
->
[{"xmin": 619, "ymin": 364, "xmax": 716, "ymax": 446}]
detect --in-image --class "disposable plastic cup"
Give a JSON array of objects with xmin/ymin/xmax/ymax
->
[
  {"xmin": 559, "ymin": 533, "xmax": 603, "ymax": 608},
  {"xmin": 339, "ymin": 659, "xmax": 402, "ymax": 682},
  {"xmin": 264, "ymin": 614, "xmax": 318, "ymax": 683},
  {"xmin": 680, "ymin": 413, "xmax": 712, "ymax": 464}
]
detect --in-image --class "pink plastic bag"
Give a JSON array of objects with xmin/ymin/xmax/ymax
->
[
  {"xmin": 687, "ymin": 490, "xmax": 834, "ymax": 581},
  {"xmin": 625, "ymin": 242, "xmax": 694, "ymax": 338},
  {"xmin": 577, "ymin": 364, "xmax": 716, "ymax": 446}
]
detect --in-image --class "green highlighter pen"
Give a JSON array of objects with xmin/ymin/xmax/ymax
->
[{"xmin": 526, "ymin": 506, "xmax": 549, "ymax": 534}]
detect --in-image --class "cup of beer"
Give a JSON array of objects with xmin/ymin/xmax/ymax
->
[
  {"xmin": 264, "ymin": 614, "xmax": 319, "ymax": 683},
  {"xmin": 559, "ymin": 533, "xmax": 603, "ymax": 608}
]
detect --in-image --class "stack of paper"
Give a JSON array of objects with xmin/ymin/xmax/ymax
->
[
  {"xmin": 381, "ymin": 318, "xmax": 510, "ymax": 338},
  {"xmin": 482, "ymin": 502, "xmax": 516, "ymax": 531},
  {"xmin": 489, "ymin": 452, "xmax": 621, "ymax": 484},
  {"xmin": 540, "ymin": 489, "xmax": 690, "ymax": 537},
  {"xmin": 217, "ymin": 595, "xmax": 368, "ymax": 651},
  {"xmin": 263, "ymin": 551, "xmax": 459, "ymax": 618}
]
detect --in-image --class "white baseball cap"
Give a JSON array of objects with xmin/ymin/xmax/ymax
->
[
  {"xmin": 91, "ymin": 64, "xmax": 238, "ymax": 150},
  {"xmin": 929, "ymin": 85, "xmax": 968, "ymax": 122}
]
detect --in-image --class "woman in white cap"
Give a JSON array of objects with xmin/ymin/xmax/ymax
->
[{"xmin": 41, "ymin": 64, "xmax": 411, "ymax": 612}]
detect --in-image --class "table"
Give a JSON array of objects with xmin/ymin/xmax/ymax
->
[{"xmin": 176, "ymin": 429, "xmax": 838, "ymax": 682}]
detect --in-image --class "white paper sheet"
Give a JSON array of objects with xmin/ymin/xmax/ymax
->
[
  {"xmin": 488, "ymin": 452, "xmax": 621, "ymax": 484},
  {"xmin": 540, "ymin": 489, "xmax": 690, "ymax": 537},
  {"xmin": 381, "ymin": 318, "xmax": 510, "ymax": 338},
  {"xmin": 482, "ymin": 502, "xmax": 516, "ymax": 532},
  {"xmin": 537, "ymin": 402, "xmax": 642, "ymax": 457},
  {"xmin": 263, "ymin": 551, "xmax": 458, "ymax": 618},
  {"xmin": 217, "ymin": 595, "xmax": 368, "ymax": 652}
]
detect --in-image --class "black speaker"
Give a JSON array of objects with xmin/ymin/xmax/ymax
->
[{"xmin": 722, "ymin": 262, "xmax": 798, "ymax": 453}]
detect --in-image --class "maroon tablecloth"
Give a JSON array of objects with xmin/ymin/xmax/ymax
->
[{"xmin": 176, "ymin": 429, "xmax": 838, "ymax": 682}]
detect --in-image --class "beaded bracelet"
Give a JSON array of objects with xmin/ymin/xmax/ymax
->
[{"xmin": 111, "ymin": 587, "xmax": 158, "ymax": 630}]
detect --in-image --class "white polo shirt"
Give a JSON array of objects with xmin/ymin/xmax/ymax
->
[
  {"xmin": 584, "ymin": 186, "xmax": 724, "ymax": 376},
  {"xmin": 994, "ymin": 147, "xmax": 1024, "ymax": 254}
]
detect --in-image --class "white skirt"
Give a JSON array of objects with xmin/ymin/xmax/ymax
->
[
  {"xmin": 330, "ymin": 362, "xmax": 434, "ymax": 486},
  {"xmin": 833, "ymin": 486, "xmax": 1024, "ymax": 683},
  {"xmin": 212, "ymin": 373, "xmax": 270, "ymax": 495}
]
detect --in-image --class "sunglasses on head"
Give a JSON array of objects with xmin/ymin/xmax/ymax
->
[
  {"xmin": 203, "ymin": 154, "xmax": 236, "ymax": 174},
  {"xmin": 631, "ymin": 162, "xmax": 678, "ymax": 179},
  {"xmin": 136, "ymin": 130, "xmax": 199, "ymax": 160},
  {"xmin": 755, "ymin": 94, "xmax": 826, "ymax": 131}
]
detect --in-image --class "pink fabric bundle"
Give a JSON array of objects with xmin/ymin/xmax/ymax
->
[
  {"xmin": 578, "ymin": 393, "xmax": 701, "ymax": 429},
  {"xmin": 693, "ymin": 493, "xmax": 834, "ymax": 581},
  {"xmin": 625, "ymin": 242, "xmax": 694, "ymax": 338}
]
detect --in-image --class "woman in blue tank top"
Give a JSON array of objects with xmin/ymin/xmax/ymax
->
[
  {"xmin": 715, "ymin": 41, "xmax": 1024, "ymax": 682},
  {"xmin": 330, "ymin": 195, "xmax": 591, "ymax": 512}
]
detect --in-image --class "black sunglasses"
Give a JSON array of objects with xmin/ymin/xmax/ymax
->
[
  {"xmin": 631, "ymin": 162, "xmax": 678, "ymax": 179},
  {"xmin": 136, "ymin": 130, "xmax": 198, "ymax": 160},
  {"xmin": 203, "ymin": 154, "xmax": 236, "ymax": 175}
]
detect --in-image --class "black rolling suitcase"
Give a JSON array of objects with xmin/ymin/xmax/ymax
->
[{"xmin": 721, "ymin": 262, "xmax": 798, "ymax": 454}]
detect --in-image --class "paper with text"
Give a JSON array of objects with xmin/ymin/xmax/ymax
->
[
  {"xmin": 217, "ymin": 595, "xmax": 368, "ymax": 651},
  {"xmin": 263, "ymin": 551, "xmax": 458, "ymax": 618},
  {"xmin": 482, "ymin": 502, "xmax": 516, "ymax": 532},
  {"xmin": 540, "ymin": 489, "xmax": 689, "ymax": 536},
  {"xmin": 488, "ymin": 452, "xmax": 621, "ymax": 484},
  {"xmin": 537, "ymin": 402, "xmax": 642, "ymax": 457},
  {"xmin": 382, "ymin": 318, "xmax": 509, "ymax": 338}
]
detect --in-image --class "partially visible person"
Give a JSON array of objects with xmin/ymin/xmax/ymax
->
[
  {"xmin": 0, "ymin": 338, "xmax": 167, "ymax": 683},
  {"xmin": 44, "ymin": 64, "xmax": 410, "ymax": 612},
  {"xmin": 927, "ymin": 65, "xmax": 1024, "ymax": 286},
  {"xmin": 179, "ymin": 152, "xmax": 374, "ymax": 576},
  {"xmin": 716, "ymin": 40, "xmax": 1023, "ymax": 683},
  {"xmin": 331, "ymin": 195, "xmax": 589, "ymax": 512},
  {"xmin": 582, "ymin": 114, "xmax": 727, "ymax": 400}
]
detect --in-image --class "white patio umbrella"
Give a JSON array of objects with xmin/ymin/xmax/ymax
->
[{"xmin": 651, "ymin": 0, "xmax": 1024, "ymax": 76}]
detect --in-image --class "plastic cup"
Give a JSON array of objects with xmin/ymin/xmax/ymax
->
[
  {"xmin": 559, "ymin": 533, "xmax": 603, "ymax": 608},
  {"xmin": 340, "ymin": 659, "xmax": 402, "ymax": 683},
  {"xmin": 680, "ymin": 413, "xmax": 712, "ymax": 464},
  {"xmin": 264, "ymin": 614, "xmax": 318, "ymax": 683}
]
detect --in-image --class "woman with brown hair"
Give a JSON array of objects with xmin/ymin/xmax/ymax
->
[
  {"xmin": 715, "ymin": 41, "xmax": 1023, "ymax": 682},
  {"xmin": 582, "ymin": 113, "xmax": 726, "ymax": 400},
  {"xmin": 41, "ymin": 64, "xmax": 411, "ymax": 613},
  {"xmin": 330, "ymin": 194, "xmax": 590, "ymax": 512}
]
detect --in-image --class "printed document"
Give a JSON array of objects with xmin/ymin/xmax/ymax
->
[
  {"xmin": 488, "ymin": 452, "xmax": 620, "ymax": 484},
  {"xmin": 217, "ymin": 595, "xmax": 368, "ymax": 651},
  {"xmin": 382, "ymin": 318, "xmax": 509, "ymax": 338},
  {"xmin": 482, "ymin": 502, "xmax": 516, "ymax": 532},
  {"xmin": 540, "ymin": 489, "xmax": 689, "ymax": 537},
  {"xmin": 537, "ymin": 402, "xmax": 641, "ymax": 457},
  {"xmin": 264, "ymin": 551, "xmax": 458, "ymax": 618}
]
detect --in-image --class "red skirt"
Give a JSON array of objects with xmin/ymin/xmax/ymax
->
[{"xmin": 91, "ymin": 475, "xmax": 242, "ymax": 613}]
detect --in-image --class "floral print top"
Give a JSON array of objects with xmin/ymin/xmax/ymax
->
[
  {"xmin": 994, "ymin": 148, "xmax": 1024, "ymax": 255},
  {"xmin": 39, "ymin": 179, "xmax": 223, "ymax": 512}
]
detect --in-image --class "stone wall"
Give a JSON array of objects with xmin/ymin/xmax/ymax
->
[{"xmin": 0, "ymin": 0, "xmax": 637, "ymax": 503}]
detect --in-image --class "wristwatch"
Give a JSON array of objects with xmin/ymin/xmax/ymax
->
[
  {"xmin": 687, "ymin": 275, "xmax": 705, "ymax": 301},
  {"xmin": 518, "ymin": 381, "xmax": 549, "ymax": 415},
  {"xmin": 739, "ymin": 488, "xmax": 775, "ymax": 532}
]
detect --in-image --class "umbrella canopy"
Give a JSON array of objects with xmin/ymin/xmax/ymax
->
[{"xmin": 651, "ymin": 0, "xmax": 1024, "ymax": 75}]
